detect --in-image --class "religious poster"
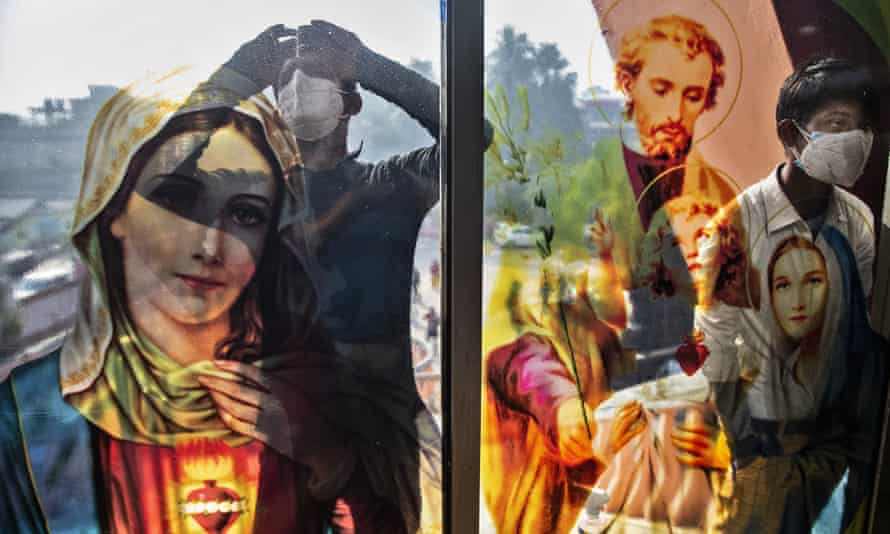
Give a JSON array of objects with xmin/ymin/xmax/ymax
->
[
  {"xmin": 1, "ymin": 2, "xmax": 444, "ymax": 533},
  {"xmin": 481, "ymin": 1, "xmax": 889, "ymax": 532}
]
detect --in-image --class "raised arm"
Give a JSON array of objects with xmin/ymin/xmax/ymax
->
[
  {"xmin": 694, "ymin": 204, "xmax": 771, "ymax": 462},
  {"xmin": 356, "ymin": 42, "xmax": 439, "ymax": 140}
]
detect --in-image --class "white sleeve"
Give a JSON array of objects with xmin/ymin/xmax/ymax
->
[
  {"xmin": 693, "ymin": 212, "xmax": 744, "ymax": 383},
  {"xmin": 854, "ymin": 205, "xmax": 876, "ymax": 297},
  {"xmin": 693, "ymin": 198, "xmax": 764, "ymax": 455},
  {"xmin": 695, "ymin": 301, "xmax": 742, "ymax": 383}
]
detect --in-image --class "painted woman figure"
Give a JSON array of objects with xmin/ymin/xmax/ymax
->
[
  {"xmin": 767, "ymin": 236, "xmax": 830, "ymax": 392},
  {"xmin": 0, "ymin": 65, "xmax": 395, "ymax": 533},
  {"xmin": 721, "ymin": 230, "xmax": 887, "ymax": 533}
]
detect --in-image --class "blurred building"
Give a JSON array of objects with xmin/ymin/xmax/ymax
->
[
  {"xmin": 579, "ymin": 86, "xmax": 624, "ymax": 145},
  {"xmin": 0, "ymin": 85, "xmax": 118, "ymax": 200},
  {"xmin": 0, "ymin": 198, "xmax": 75, "ymax": 251}
]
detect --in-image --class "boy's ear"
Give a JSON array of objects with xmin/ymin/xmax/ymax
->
[
  {"xmin": 343, "ymin": 92, "xmax": 363, "ymax": 116},
  {"xmin": 777, "ymin": 118, "xmax": 805, "ymax": 155}
]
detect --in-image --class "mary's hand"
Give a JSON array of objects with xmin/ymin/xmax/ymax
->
[
  {"xmin": 198, "ymin": 359, "xmax": 358, "ymax": 500},
  {"xmin": 294, "ymin": 20, "xmax": 363, "ymax": 83},
  {"xmin": 197, "ymin": 360, "xmax": 294, "ymax": 457},
  {"xmin": 197, "ymin": 359, "xmax": 342, "ymax": 464}
]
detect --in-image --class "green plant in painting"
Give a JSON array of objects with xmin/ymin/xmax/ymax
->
[
  {"xmin": 485, "ymin": 83, "xmax": 591, "ymax": 439},
  {"xmin": 485, "ymin": 84, "xmax": 531, "ymax": 185}
]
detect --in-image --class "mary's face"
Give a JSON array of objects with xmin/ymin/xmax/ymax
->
[
  {"xmin": 111, "ymin": 124, "xmax": 276, "ymax": 326},
  {"xmin": 770, "ymin": 247, "xmax": 829, "ymax": 342}
]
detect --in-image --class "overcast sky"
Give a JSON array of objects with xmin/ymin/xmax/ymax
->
[{"xmin": 0, "ymin": 0, "xmax": 615, "ymax": 116}]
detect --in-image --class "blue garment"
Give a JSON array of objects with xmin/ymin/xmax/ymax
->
[
  {"xmin": 819, "ymin": 226, "xmax": 888, "ymax": 531},
  {"xmin": 771, "ymin": 226, "xmax": 887, "ymax": 534},
  {"xmin": 0, "ymin": 349, "xmax": 102, "ymax": 534}
]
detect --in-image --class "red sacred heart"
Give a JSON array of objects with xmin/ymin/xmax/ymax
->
[
  {"xmin": 675, "ymin": 332, "xmax": 710, "ymax": 376},
  {"xmin": 185, "ymin": 481, "xmax": 242, "ymax": 534}
]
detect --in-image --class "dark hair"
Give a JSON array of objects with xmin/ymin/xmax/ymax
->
[
  {"xmin": 98, "ymin": 107, "xmax": 317, "ymax": 361},
  {"xmin": 776, "ymin": 56, "xmax": 880, "ymax": 127}
]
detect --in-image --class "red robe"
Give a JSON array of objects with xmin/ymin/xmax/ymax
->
[{"xmin": 97, "ymin": 433, "xmax": 405, "ymax": 534}]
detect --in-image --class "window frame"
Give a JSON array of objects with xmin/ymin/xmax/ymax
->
[{"xmin": 442, "ymin": 0, "xmax": 484, "ymax": 532}]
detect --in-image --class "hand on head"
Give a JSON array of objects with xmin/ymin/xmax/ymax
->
[
  {"xmin": 228, "ymin": 24, "xmax": 298, "ymax": 88},
  {"xmin": 293, "ymin": 19, "xmax": 364, "ymax": 84}
]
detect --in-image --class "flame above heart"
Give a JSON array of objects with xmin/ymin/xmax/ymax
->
[{"xmin": 177, "ymin": 437, "xmax": 234, "ymax": 481}]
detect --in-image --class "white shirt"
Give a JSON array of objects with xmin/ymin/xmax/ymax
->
[{"xmin": 695, "ymin": 165, "xmax": 875, "ymax": 421}]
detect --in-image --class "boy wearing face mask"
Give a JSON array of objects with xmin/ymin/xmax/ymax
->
[
  {"xmin": 215, "ymin": 23, "xmax": 450, "ymax": 533},
  {"xmin": 271, "ymin": 20, "xmax": 492, "ymax": 534},
  {"xmin": 274, "ymin": 20, "xmax": 444, "ymax": 344},
  {"xmin": 693, "ymin": 57, "xmax": 886, "ymax": 533}
]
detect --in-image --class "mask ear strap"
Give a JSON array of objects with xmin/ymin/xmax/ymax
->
[
  {"xmin": 792, "ymin": 120, "xmax": 811, "ymax": 139},
  {"xmin": 790, "ymin": 121, "xmax": 810, "ymax": 160}
]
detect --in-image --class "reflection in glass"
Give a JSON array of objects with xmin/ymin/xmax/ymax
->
[
  {"xmin": 1, "ymin": 5, "xmax": 444, "ymax": 533},
  {"xmin": 481, "ymin": 1, "xmax": 889, "ymax": 533}
]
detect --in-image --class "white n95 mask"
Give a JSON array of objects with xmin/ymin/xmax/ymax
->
[
  {"xmin": 792, "ymin": 123, "xmax": 874, "ymax": 187},
  {"xmin": 279, "ymin": 70, "xmax": 349, "ymax": 142}
]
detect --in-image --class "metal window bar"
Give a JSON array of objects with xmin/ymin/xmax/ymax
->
[
  {"xmin": 442, "ymin": 0, "xmax": 484, "ymax": 532},
  {"xmin": 868, "ymin": 157, "xmax": 890, "ymax": 534}
]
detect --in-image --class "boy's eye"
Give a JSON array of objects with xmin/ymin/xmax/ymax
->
[{"xmin": 828, "ymin": 120, "xmax": 847, "ymax": 131}]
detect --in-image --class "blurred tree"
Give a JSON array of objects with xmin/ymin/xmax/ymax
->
[
  {"xmin": 486, "ymin": 26, "xmax": 585, "ymax": 151},
  {"xmin": 484, "ymin": 84, "xmax": 555, "ymax": 253}
]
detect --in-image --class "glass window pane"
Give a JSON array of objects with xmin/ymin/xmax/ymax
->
[
  {"xmin": 1, "ymin": 3, "xmax": 444, "ymax": 532},
  {"xmin": 481, "ymin": 1, "xmax": 889, "ymax": 532}
]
